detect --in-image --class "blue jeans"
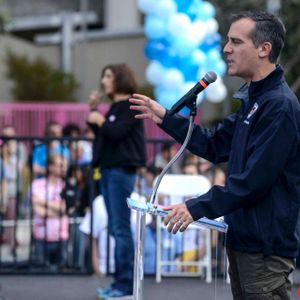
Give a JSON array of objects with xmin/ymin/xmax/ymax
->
[
  {"xmin": 101, "ymin": 167, "xmax": 136, "ymax": 294},
  {"xmin": 70, "ymin": 217, "xmax": 86, "ymax": 270}
]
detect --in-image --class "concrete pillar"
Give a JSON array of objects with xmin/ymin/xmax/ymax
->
[
  {"xmin": 266, "ymin": 0, "xmax": 281, "ymax": 15},
  {"xmin": 61, "ymin": 13, "xmax": 73, "ymax": 73},
  {"xmin": 105, "ymin": 0, "xmax": 140, "ymax": 30}
]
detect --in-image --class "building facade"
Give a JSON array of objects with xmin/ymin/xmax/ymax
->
[{"xmin": 0, "ymin": 0, "xmax": 147, "ymax": 101}]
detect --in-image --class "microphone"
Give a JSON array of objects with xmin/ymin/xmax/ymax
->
[{"xmin": 168, "ymin": 71, "xmax": 217, "ymax": 116}]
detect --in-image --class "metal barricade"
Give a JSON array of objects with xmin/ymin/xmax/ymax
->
[
  {"xmin": 0, "ymin": 136, "xmax": 227, "ymax": 279},
  {"xmin": 0, "ymin": 136, "xmax": 95, "ymax": 275}
]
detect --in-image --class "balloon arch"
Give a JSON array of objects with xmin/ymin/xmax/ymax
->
[{"xmin": 138, "ymin": 0, "xmax": 227, "ymax": 114}]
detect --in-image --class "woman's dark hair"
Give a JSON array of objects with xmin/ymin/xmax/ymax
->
[
  {"xmin": 44, "ymin": 121, "xmax": 60, "ymax": 137},
  {"xmin": 62, "ymin": 123, "xmax": 81, "ymax": 137},
  {"xmin": 231, "ymin": 11, "xmax": 286, "ymax": 63},
  {"xmin": 101, "ymin": 63, "xmax": 138, "ymax": 95}
]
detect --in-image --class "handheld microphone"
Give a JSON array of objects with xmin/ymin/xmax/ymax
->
[{"xmin": 169, "ymin": 71, "xmax": 217, "ymax": 116}]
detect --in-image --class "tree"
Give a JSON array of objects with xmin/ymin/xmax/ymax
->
[
  {"xmin": 0, "ymin": 0, "xmax": 9, "ymax": 33},
  {"xmin": 209, "ymin": 0, "xmax": 300, "ymax": 99},
  {"xmin": 5, "ymin": 50, "xmax": 79, "ymax": 101}
]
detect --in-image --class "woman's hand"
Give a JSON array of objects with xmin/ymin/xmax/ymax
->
[
  {"xmin": 129, "ymin": 93, "xmax": 166, "ymax": 124},
  {"xmin": 88, "ymin": 111, "xmax": 106, "ymax": 127},
  {"xmin": 88, "ymin": 90, "xmax": 101, "ymax": 110}
]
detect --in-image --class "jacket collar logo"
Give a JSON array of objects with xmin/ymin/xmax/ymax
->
[
  {"xmin": 109, "ymin": 115, "xmax": 116, "ymax": 122},
  {"xmin": 247, "ymin": 102, "xmax": 259, "ymax": 119},
  {"xmin": 243, "ymin": 102, "xmax": 258, "ymax": 125}
]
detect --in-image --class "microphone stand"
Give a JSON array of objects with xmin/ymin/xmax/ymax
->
[{"xmin": 132, "ymin": 95, "xmax": 198, "ymax": 300}]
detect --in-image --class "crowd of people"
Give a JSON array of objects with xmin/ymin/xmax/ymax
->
[
  {"xmin": 0, "ymin": 9, "xmax": 299, "ymax": 300},
  {"xmin": 0, "ymin": 81, "xmax": 227, "ymax": 297},
  {"xmin": 0, "ymin": 121, "xmax": 95, "ymax": 268},
  {"xmin": 0, "ymin": 63, "xmax": 224, "ymax": 299}
]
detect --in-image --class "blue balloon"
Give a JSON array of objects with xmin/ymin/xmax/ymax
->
[
  {"xmin": 186, "ymin": 0, "xmax": 204, "ymax": 20},
  {"xmin": 144, "ymin": 39, "xmax": 168, "ymax": 60},
  {"xmin": 207, "ymin": 32, "xmax": 222, "ymax": 49},
  {"xmin": 154, "ymin": 86, "xmax": 164, "ymax": 98},
  {"xmin": 159, "ymin": 48, "xmax": 178, "ymax": 68},
  {"xmin": 199, "ymin": 33, "xmax": 222, "ymax": 52},
  {"xmin": 205, "ymin": 48, "xmax": 224, "ymax": 73},
  {"xmin": 213, "ymin": 59, "xmax": 227, "ymax": 76},
  {"xmin": 142, "ymin": 0, "xmax": 227, "ymax": 102},
  {"xmin": 177, "ymin": 57, "xmax": 198, "ymax": 81},
  {"xmin": 177, "ymin": 49, "xmax": 206, "ymax": 80},
  {"xmin": 178, "ymin": 106, "xmax": 191, "ymax": 117},
  {"xmin": 174, "ymin": 0, "xmax": 191, "ymax": 13},
  {"xmin": 156, "ymin": 88, "xmax": 182, "ymax": 109}
]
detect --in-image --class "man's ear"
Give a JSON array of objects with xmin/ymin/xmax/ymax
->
[{"xmin": 258, "ymin": 42, "xmax": 272, "ymax": 58}]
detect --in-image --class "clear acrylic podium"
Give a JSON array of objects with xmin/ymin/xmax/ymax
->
[{"xmin": 127, "ymin": 101, "xmax": 228, "ymax": 300}]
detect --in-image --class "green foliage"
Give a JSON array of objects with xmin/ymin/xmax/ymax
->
[
  {"xmin": 5, "ymin": 49, "xmax": 79, "ymax": 101},
  {"xmin": 0, "ymin": 0, "xmax": 10, "ymax": 33},
  {"xmin": 209, "ymin": 0, "xmax": 300, "ymax": 102},
  {"xmin": 209, "ymin": 0, "xmax": 265, "ymax": 39},
  {"xmin": 281, "ymin": 1, "xmax": 300, "ymax": 97}
]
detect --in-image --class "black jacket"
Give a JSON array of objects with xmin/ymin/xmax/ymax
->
[
  {"xmin": 88, "ymin": 100, "xmax": 146, "ymax": 170},
  {"xmin": 160, "ymin": 66, "xmax": 300, "ymax": 258}
]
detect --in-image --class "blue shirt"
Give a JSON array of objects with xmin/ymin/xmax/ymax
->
[{"xmin": 32, "ymin": 143, "xmax": 70, "ymax": 168}]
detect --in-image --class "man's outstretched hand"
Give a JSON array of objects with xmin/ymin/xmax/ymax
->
[{"xmin": 129, "ymin": 93, "xmax": 166, "ymax": 124}]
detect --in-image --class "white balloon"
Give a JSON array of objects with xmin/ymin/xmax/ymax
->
[
  {"xmin": 190, "ymin": 20, "xmax": 207, "ymax": 45},
  {"xmin": 214, "ymin": 59, "xmax": 227, "ymax": 77},
  {"xmin": 153, "ymin": 0, "xmax": 177, "ymax": 19},
  {"xmin": 205, "ymin": 18, "xmax": 219, "ymax": 35},
  {"xmin": 197, "ymin": 91, "xmax": 205, "ymax": 106},
  {"xmin": 172, "ymin": 34, "xmax": 199, "ymax": 57},
  {"xmin": 192, "ymin": 49, "xmax": 206, "ymax": 67},
  {"xmin": 206, "ymin": 78, "xmax": 227, "ymax": 103},
  {"xmin": 168, "ymin": 13, "xmax": 191, "ymax": 37},
  {"xmin": 207, "ymin": 48, "xmax": 221, "ymax": 61},
  {"xmin": 146, "ymin": 61, "xmax": 166, "ymax": 85},
  {"xmin": 195, "ymin": 1, "xmax": 216, "ymax": 21},
  {"xmin": 161, "ymin": 68, "xmax": 184, "ymax": 89},
  {"xmin": 138, "ymin": 0, "xmax": 157, "ymax": 14}
]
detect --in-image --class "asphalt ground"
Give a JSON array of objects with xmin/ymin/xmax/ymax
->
[{"xmin": 0, "ymin": 274, "xmax": 300, "ymax": 300}]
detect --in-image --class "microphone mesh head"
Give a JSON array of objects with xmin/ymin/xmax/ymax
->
[{"xmin": 204, "ymin": 71, "xmax": 217, "ymax": 84}]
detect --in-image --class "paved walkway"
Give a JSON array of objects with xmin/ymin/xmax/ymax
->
[
  {"xmin": 0, "ymin": 275, "xmax": 229, "ymax": 300},
  {"xmin": 0, "ymin": 274, "xmax": 299, "ymax": 300}
]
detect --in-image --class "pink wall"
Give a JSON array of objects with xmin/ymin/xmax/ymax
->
[
  {"xmin": 0, "ymin": 102, "xmax": 171, "ymax": 139},
  {"xmin": 0, "ymin": 102, "xmax": 173, "ymax": 162}
]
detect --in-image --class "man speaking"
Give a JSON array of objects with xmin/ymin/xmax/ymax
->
[{"xmin": 130, "ymin": 11, "xmax": 300, "ymax": 300}]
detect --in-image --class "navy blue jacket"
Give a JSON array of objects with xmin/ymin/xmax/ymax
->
[{"xmin": 160, "ymin": 66, "xmax": 300, "ymax": 258}]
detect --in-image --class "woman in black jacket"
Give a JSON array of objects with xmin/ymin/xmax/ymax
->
[{"xmin": 87, "ymin": 63, "xmax": 146, "ymax": 299}]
